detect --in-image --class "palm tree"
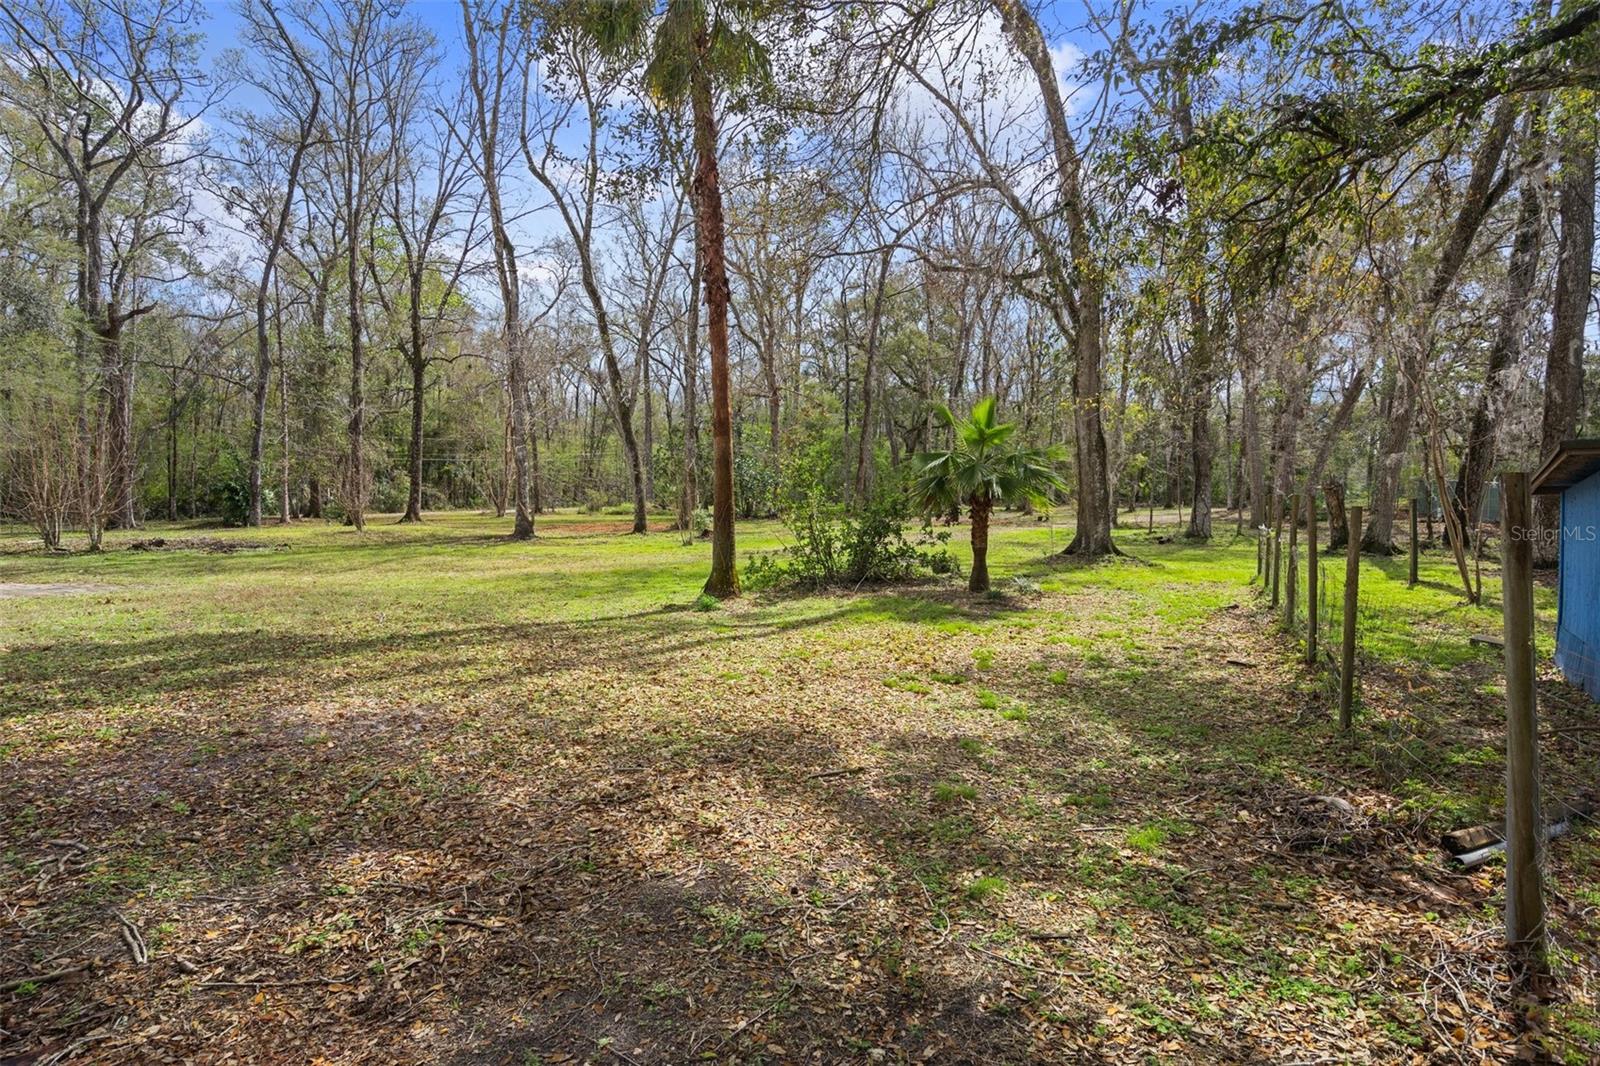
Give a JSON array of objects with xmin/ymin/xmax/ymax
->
[
  {"xmin": 912, "ymin": 398, "xmax": 1066, "ymax": 594},
  {"xmin": 576, "ymin": 0, "xmax": 771, "ymax": 598}
]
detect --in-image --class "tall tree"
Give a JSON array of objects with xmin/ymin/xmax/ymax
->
[
  {"xmin": 1535, "ymin": 91, "xmax": 1597, "ymax": 566},
  {"xmin": 229, "ymin": 0, "xmax": 322, "ymax": 528},
  {"xmin": 372, "ymin": 82, "xmax": 481, "ymax": 523},
  {"xmin": 581, "ymin": 0, "xmax": 777, "ymax": 595},
  {"xmin": 0, "ymin": 0, "xmax": 213, "ymax": 534},
  {"xmin": 520, "ymin": 27, "xmax": 658, "ymax": 534},
  {"xmin": 460, "ymin": 0, "xmax": 537, "ymax": 538},
  {"xmin": 900, "ymin": 1, "xmax": 1117, "ymax": 555}
]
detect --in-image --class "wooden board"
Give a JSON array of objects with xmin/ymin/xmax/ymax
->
[{"xmin": 1441, "ymin": 799, "xmax": 1593, "ymax": 855}]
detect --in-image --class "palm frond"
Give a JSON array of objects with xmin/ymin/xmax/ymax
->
[{"xmin": 908, "ymin": 398, "xmax": 1064, "ymax": 518}]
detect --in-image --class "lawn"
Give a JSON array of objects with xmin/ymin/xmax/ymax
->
[{"xmin": 2, "ymin": 510, "xmax": 1598, "ymax": 1063}]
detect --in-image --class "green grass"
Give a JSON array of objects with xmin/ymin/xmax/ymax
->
[{"xmin": 0, "ymin": 508, "xmax": 1594, "ymax": 1064}]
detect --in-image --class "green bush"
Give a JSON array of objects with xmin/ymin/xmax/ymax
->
[
  {"xmin": 203, "ymin": 448, "xmax": 275, "ymax": 526},
  {"xmin": 369, "ymin": 478, "xmax": 408, "ymax": 514},
  {"xmin": 734, "ymin": 447, "xmax": 778, "ymax": 518},
  {"xmin": 744, "ymin": 486, "xmax": 954, "ymax": 590}
]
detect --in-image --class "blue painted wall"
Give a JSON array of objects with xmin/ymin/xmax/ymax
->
[{"xmin": 1557, "ymin": 472, "xmax": 1600, "ymax": 700}]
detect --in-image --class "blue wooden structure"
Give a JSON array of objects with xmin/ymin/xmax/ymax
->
[{"xmin": 1531, "ymin": 440, "xmax": 1600, "ymax": 700}]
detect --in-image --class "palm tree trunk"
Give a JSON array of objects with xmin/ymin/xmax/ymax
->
[
  {"xmin": 692, "ymin": 54, "xmax": 737, "ymax": 598},
  {"xmin": 969, "ymin": 495, "xmax": 992, "ymax": 593}
]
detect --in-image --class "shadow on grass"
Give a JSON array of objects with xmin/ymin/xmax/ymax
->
[{"xmin": 0, "ymin": 585, "xmax": 1023, "ymax": 719}]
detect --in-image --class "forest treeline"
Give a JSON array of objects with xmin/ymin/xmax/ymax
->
[{"xmin": 0, "ymin": 0, "xmax": 1596, "ymax": 590}]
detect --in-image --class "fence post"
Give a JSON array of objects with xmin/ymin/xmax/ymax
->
[
  {"xmin": 1305, "ymin": 491, "xmax": 1318, "ymax": 666},
  {"xmin": 1339, "ymin": 506, "xmax": 1362, "ymax": 730},
  {"xmin": 1408, "ymin": 497, "xmax": 1420, "ymax": 587},
  {"xmin": 1500, "ymin": 471, "xmax": 1545, "ymax": 963},
  {"xmin": 1284, "ymin": 494, "xmax": 1299, "ymax": 630}
]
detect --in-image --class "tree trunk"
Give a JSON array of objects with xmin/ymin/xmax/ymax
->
[
  {"xmin": 403, "ymin": 341, "xmax": 426, "ymax": 522},
  {"xmin": 1109, "ymin": 337, "xmax": 1131, "ymax": 527},
  {"xmin": 1535, "ymin": 101, "xmax": 1596, "ymax": 568},
  {"xmin": 507, "ymin": 328, "xmax": 535, "ymax": 538},
  {"xmin": 249, "ymin": 71, "xmax": 318, "ymax": 527},
  {"xmin": 614, "ymin": 391, "xmax": 648, "ymax": 534},
  {"xmin": 642, "ymin": 347, "xmax": 656, "ymax": 509},
  {"xmin": 1174, "ymin": 79, "xmax": 1214, "ymax": 542},
  {"xmin": 761, "ymin": 319, "xmax": 780, "ymax": 461},
  {"xmin": 1323, "ymin": 478, "xmax": 1347, "ymax": 551},
  {"xmin": 1365, "ymin": 101, "xmax": 1515, "ymax": 553},
  {"xmin": 1186, "ymin": 336, "xmax": 1215, "ymax": 539},
  {"xmin": 275, "ymin": 271, "xmax": 292, "ymax": 523},
  {"xmin": 680, "ymin": 242, "xmax": 702, "ymax": 532},
  {"xmin": 854, "ymin": 246, "xmax": 892, "ymax": 502},
  {"xmin": 1362, "ymin": 354, "xmax": 1410, "ymax": 554},
  {"xmin": 692, "ymin": 52, "xmax": 738, "ymax": 598},
  {"xmin": 1306, "ymin": 366, "xmax": 1368, "ymax": 493},
  {"xmin": 1456, "ymin": 116, "xmax": 1545, "ymax": 539},
  {"xmin": 990, "ymin": 0, "xmax": 1113, "ymax": 557},
  {"xmin": 104, "ymin": 320, "xmax": 136, "ymax": 530},
  {"xmin": 1241, "ymin": 327, "xmax": 1266, "ymax": 528},
  {"xmin": 969, "ymin": 494, "xmax": 992, "ymax": 593},
  {"xmin": 249, "ymin": 305, "xmax": 273, "ymax": 528},
  {"xmin": 166, "ymin": 365, "xmax": 179, "ymax": 522}
]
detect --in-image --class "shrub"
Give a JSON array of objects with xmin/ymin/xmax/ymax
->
[
  {"xmin": 203, "ymin": 448, "xmax": 275, "ymax": 526},
  {"xmin": 734, "ymin": 447, "xmax": 778, "ymax": 518},
  {"xmin": 744, "ymin": 487, "xmax": 954, "ymax": 591}
]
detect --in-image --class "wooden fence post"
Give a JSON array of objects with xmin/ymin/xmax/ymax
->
[
  {"xmin": 1339, "ymin": 506, "xmax": 1362, "ymax": 730},
  {"xmin": 1500, "ymin": 471, "xmax": 1545, "ymax": 963},
  {"xmin": 1408, "ymin": 497, "xmax": 1419, "ymax": 587},
  {"xmin": 1284, "ymin": 494, "xmax": 1299, "ymax": 630},
  {"xmin": 1306, "ymin": 491, "xmax": 1318, "ymax": 666}
]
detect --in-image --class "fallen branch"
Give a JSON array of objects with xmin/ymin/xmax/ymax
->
[
  {"xmin": 806, "ymin": 767, "xmax": 865, "ymax": 780},
  {"xmin": 435, "ymin": 915, "xmax": 503, "ymax": 931},
  {"xmin": 967, "ymin": 942, "xmax": 1088, "ymax": 979},
  {"xmin": 702, "ymin": 981, "xmax": 800, "ymax": 1054},
  {"xmin": 0, "ymin": 965, "xmax": 90, "ymax": 993},
  {"xmin": 342, "ymin": 773, "xmax": 387, "ymax": 811},
  {"xmin": 115, "ymin": 914, "xmax": 147, "ymax": 966},
  {"xmin": 198, "ymin": 970, "xmax": 359, "ymax": 990}
]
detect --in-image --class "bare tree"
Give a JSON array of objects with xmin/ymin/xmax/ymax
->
[
  {"xmin": 0, "ymin": 0, "xmax": 215, "ymax": 533},
  {"xmin": 227, "ymin": 0, "xmax": 322, "ymax": 528},
  {"xmin": 460, "ymin": 0, "xmax": 536, "ymax": 538},
  {"xmin": 305, "ymin": 0, "xmax": 427, "ymax": 530},
  {"xmin": 520, "ymin": 32, "xmax": 655, "ymax": 534},
  {"xmin": 370, "ymin": 79, "xmax": 483, "ymax": 523}
]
